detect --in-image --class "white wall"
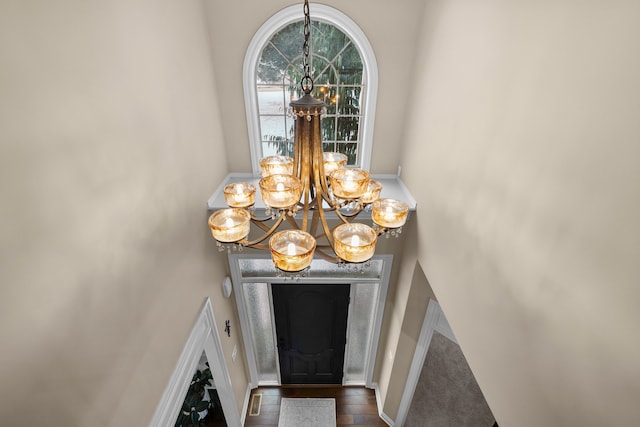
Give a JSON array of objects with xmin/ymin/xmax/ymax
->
[
  {"xmin": 0, "ymin": 0, "xmax": 248, "ymax": 425},
  {"xmin": 400, "ymin": 0, "xmax": 640, "ymax": 425}
]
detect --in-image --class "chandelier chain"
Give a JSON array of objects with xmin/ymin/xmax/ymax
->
[{"xmin": 301, "ymin": 0, "xmax": 313, "ymax": 93}]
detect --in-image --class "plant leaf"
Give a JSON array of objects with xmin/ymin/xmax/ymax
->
[{"xmin": 190, "ymin": 410, "xmax": 200, "ymax": 425}]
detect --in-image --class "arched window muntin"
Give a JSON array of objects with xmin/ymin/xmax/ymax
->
[
  {"xmin": 258, "ymin": 20, "xmax": 363, "ymax": 163},
  {"xmin": 244, "ymin": 4, "xmax": 378, "ymax": 174}
]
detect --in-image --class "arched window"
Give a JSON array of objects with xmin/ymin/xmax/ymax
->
[{"xmin": 243, "ymin": 4, "xmax": 378, "ymax": 174}]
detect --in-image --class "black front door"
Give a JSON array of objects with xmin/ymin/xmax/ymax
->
[{"xmin": 272, "ymin": 283, "xmax": 350, "ymax": 384}]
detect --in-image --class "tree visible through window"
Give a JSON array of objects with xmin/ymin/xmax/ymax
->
[{"xmin": 257, "ymin": 20, "xmax": 364, "ymax": 165}]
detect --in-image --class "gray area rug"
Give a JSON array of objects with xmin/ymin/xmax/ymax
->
[
  {"xmin": 278, "ymin": 398, "xmax": 336, "ymax": 427},
  {"xmin": 405, "ymin": 331, "xmax": 496, "ymax": 427}
]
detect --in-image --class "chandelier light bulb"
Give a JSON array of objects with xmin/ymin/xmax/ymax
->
[
  {"xmin": 208, "ymin": 208, "xmax": 251, "ymax": 242},
  {"xmin": 259, "ymin": 174, "xmax": 302, "ymax": 208},
  {"xmin": 260, "ymin": 156, "xmax": 294, "ymax": 177},
  {"xmin": 329, "ymin": 168, "xmax": 370, "ymax": 199},
  {"xmin": 287, "ymin": 242, "xmax": 297, "ymax": 256},
  {"xmin": 223, "ymin": 182, "xmax": 256, "ymax": 208},
  {"xmin": 334, "ymin": 223, "xmax": 376, "ymax": 263},
  {"xmin": 372, "ymin": 199, "xmax": 409, "ymax": 228},
  {"xmin": 323, "ymin": 152, "xmax": 348, "ymax": 176},
  {"xmin": 361, "ymin": 180, "xmax": 382, "ymax": 204},
  {"xmin": 270, "ymin": 230, "xmax": 316, "ymax": 272}
]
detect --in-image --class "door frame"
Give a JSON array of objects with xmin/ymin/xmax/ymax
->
[
  {"xmin": 394, "ymin": 299, "xmax": 456, "ymax": 427},
  {"xmin": 229, "ymin": 254, "xmax": 392, "ymax": 388},
  {"xmin": 150, "ymin": 298, "xmax": 242, "ymax": 427}
]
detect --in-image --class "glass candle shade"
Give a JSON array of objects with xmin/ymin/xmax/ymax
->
[
  {"xmin": 361, "ymin": 180, "xmax": 383, "ymax": 204},
  {"xmin": 372, "ymin": 198, "xmax": 409, "ymax": 228},
  {"xmin": 223, "ymin": 182, "xmax": 256, "ymax": 208},
  {"xmin": 259, "ymin": 156, "xmax": 294, "ymax": 178},
  {"xmin": 269, "ymin": 230, "xmax": 316, "ymax": 272},
  {"xmin": 208, "ymin": 208, "xmax": 250, "ymax": 242},
  {"xmin": 333, "ymin": 223, "xmax": 377, "ymax": 263},
  {"xmin": 329, "ymin": 168, "xmax": 370, "ymax": 199},
  {"xmin": 259, "ymin": 174, "xmax": 302, "ymax": 208},
  {"xmin": 323, "ymin": 152, "xmax": 348, "ymax": 176}
]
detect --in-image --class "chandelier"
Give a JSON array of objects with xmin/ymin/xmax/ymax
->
[{"xmin": 208, "ymin": 0, "xmax": 409, "ymax": 272}]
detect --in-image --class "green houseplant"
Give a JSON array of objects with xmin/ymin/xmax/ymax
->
[{"xmin": 175, "ymin": 364, "xmax": 213, "ymax": 427}]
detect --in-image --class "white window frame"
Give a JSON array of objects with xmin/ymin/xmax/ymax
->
[{"xmin": 243, "ymin": 3, "xmax": 379, "ymax": 174}]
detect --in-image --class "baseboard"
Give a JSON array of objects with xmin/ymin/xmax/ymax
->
[
  {"xmin": 372, "ymin": 383, "xmax": 394, "ymax": 427},
  {"xmin": 241, "ymin": 384, "xmax": 253, "ymax": 426}
]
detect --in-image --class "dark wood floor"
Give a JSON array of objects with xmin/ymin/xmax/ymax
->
[{"xmin": 244, "ymin": 386, "xmax": 387, "ymax": 427}]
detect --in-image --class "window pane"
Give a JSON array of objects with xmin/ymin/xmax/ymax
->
[
  {"xmin": 262, "ymin": 140, "xmax": 293, "ymax": 158},
  {"xmin": 337, "ymin": 117, "xmax": 359, "ymax": 141},
  {"xmin": 337, "ymin": 142, "xmax": 358, "ymax": 165},
  {"xmin": 238, "ymin": 257, "xmax": 384, "ymax": 279},
  {"xmin": 344, "ymin": 283, "xmax": 379, "ymax": 383},
  {"xmin": 321, "ymin": 116, "xmax": 336, "ymax": 141},
  {"xmin": 270, "ymin": 22, "xmax": 304, "ymax": 61},
  {"xmin": 313, "ymin": 59, "xmax": 336, "ymax": 86},
  {"xmin": 338, "ymin": 87, "xmax": 361, "ymax": 116},
  {"xmin": 261, "ymin": 115, "xmax": 287, "ymax": 139},
  {"xmin": 338, "ymin": 43, "xmax": 364, "ymax": 84},
  {"xmin": 243, "ymin": 283, "xmax": 278, "ymax": 383},
  {"xmin": 258, "ymin": 87, "xmax": 290, "ymax": 115},
  {"xmin": 323, "ymin": 142, "xmax": 336, "ymax": 152},
  {"xmin": 258, "ymin": 44, "xmax": 288, "ymax": 85},
  {"xmin": 313, "ymin": 22, "xmax": 348, "ymax": 59}
]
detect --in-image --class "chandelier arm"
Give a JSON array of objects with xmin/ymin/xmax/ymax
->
[
  {"xmin": 309, "ymin": 198, "xmax": 341, "ymax": 213},
  {"xmin": 318, "ymin": 180, "xmax": 337, "ymax": 208},
  {"xmin": 332, "ymin": 207, "xmax": 354, "ymax": 225},
  {"xmin": 314, "ymin": 243, "xmax": 334, "ymax": 249},
  {"xmin": 238, "ymin": 241, "xmax": 270, "ymax": 250},
  {"xmin": 300, "ymin": 187, "xmax": 311, "ymax": 232},
  {"xmin": 302, "ymin": 197, "xmax": 310, "ymax": 230},
  {"xmin": 309, "ymin": 210, "xmax": 336, "ymax": 244},
  {"xmin": 250, "ymin": 210, "xmax": 285, "ymax": 222},
  {"xmin": 242, "ymin": 213, "xmax": 288, "ymax": 246},
  {"xmin": 292, "ymin": 118, "xmax": 302, "ymax": 179},
  {"xmin": 375, "ymin": 226, "xmax": 389, "ymax": 237},
  {"xmin": 316, "ymin": 195, "xmax": 337, "ymax": 249},
  {"xmin": 305, "ymin": 144, "xmax": 319, "ymax": 232},
  {"xmin": 311, "ymin": 114, "xmax": 333, "ymax": 206},
  {"xmin": 285, "ymin": 214, "xmax": 302, "ymax": 231},
  {"xmin": 309, "ymin": 203, "xmax": 321, "ymax": 236},
  {"xmin": 251, "ymin": 217, "xmax": 275, "ymax": 233},
  {"xmin": 335, "ymin": 204, "xmax": 367, "ymax": 219},
  {"xmin": 313, "ymin": 247, "xmax": 341, "ymax": 263}
]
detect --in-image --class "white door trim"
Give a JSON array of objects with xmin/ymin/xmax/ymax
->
[
  {"xmin": 150, "ymin": 298, "xmax": 242, "ymax": 427},
  {"xmin": 229, "ymin": 254, "xmax": 391, "ymax": 388},
  {"xmin": 394, "ymin": 299, "xmax": 456, "ymax": 427}
]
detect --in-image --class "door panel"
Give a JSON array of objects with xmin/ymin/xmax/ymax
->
[{"xmin": 272, "ymin": 284, "xmax": 350, "ymax": 384}]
